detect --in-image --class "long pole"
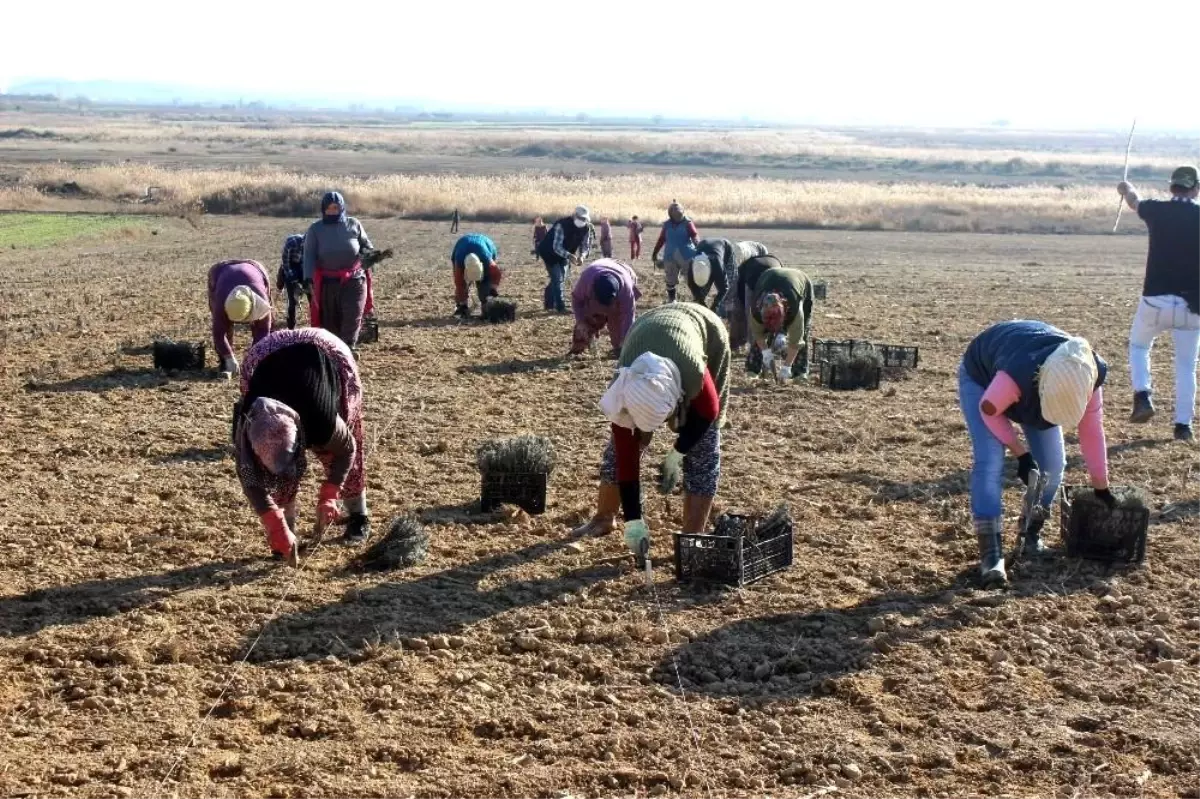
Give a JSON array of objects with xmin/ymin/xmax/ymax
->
[{"xmin": 1113, "ymin": 117, "xmax": 1137, "ymax": 233}]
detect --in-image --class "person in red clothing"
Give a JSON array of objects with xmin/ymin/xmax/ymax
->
[
  {"xmin": 628, "ymin": 216, "xmax": 645, "ymax": 260},
  {"xmin": 531, "ymin": 217, "xmax": 549, "ymax": 256}
]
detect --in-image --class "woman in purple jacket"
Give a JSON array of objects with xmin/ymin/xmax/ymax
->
[
  {"xmin": 570, "ymin": 259, "xmax": 640, "ymax": 356},
  {"xmin": 207, "ymin": 259, "xmax": 274, "ymax": 376}
]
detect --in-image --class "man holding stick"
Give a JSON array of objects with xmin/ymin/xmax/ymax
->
[{"xmin": 1117, "ymin": 165, "xmax": 1200, "ymax": 442}]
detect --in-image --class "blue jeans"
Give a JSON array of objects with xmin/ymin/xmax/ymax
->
[
  {"xmin": 543, "ymin": 257, "xmax": 569, "ymax": 311},
  {"xmin": 957, "ymin": 363, "xmax": 1064, "ymax": 520}
]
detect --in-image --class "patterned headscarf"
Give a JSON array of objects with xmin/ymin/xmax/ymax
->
[
  {"xmin": 235, "ymin": 397, "xmax": 308, "ymax": 496},
  {"xmin": 760, "ymin": 292, "xmax": 786, "ymax": 333}
]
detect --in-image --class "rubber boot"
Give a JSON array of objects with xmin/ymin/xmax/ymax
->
[
  {"xmin": 341, "ymin": 493, "xmax": 370, "ymax": 545},
  {"xmin": 453, "ymin": 303, "xmax": 469, "ymax": 318},
  {"xmin": 975, "ymin": 517, "xmax": 1007, "ymax": 587},
  {"xmin": 666, "ymin": 288, "xmax": 677, "ymax": 304},
  {"xmin": 1019, "ymin": 515, "xmax": 1046, "ymax": 556},
  {"xmin": 1175, "ymin": 423, "xmax": 1194, "ymax": 442}
]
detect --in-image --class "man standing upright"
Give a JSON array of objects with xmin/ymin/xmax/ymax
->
[{"xmin": 1118, "ymin": 165, "xmax": 1200, "ymax": 442}]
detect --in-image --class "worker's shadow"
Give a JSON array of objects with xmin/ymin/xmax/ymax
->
[
  {"xmin": 242, "ymin": 528, "xmax": 620, "ymax": 662},
  {"xmin": 654, "ymin": 555, "xmax": 1120, "ymax": 705},
  {"xmin": 457, "ymin": 356, "xmax": 573, "ymax": 377},
  {"xmin": 24, "ymin": 367, "xmax": 216, "ymax": 394},
  {"xmin": 0, "ymin": 559, "xmax": 262, "ymax": 637}
]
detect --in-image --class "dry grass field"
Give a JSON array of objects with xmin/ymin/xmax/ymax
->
[{"xmin": 0, "ymin": 215, "xmax": 1196, "ymax": 798}]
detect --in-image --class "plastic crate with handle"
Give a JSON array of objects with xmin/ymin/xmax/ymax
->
[
  {"xmin": 673, "ymin": 507, "xmax": 794, "ymax": 586},
  {"xmin": 480, "ymin": 471, "xmax": 548, "ymax": 515},
  {"xmin": 1059, "ymin": 485, "xmax": 1149, "ymax": 564}
]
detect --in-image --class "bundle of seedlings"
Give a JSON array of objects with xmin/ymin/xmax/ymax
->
[
  {"xmin": 482, "ymin": 297, "xmax": 518, "ymax": 324},
  {"xmin": 712, "ymin": 503, "xmax": 793, "ymax": 542},
  {"xmin": 476, "ymin": 434, "xmax": 556, "ymax": 476},
  {"xmin": 152, "ymin": 339, "xmax": 206, "ymax": 371},
  {"xmin": 1067, "ymin": 485, "xmax": 1148, "ymax": 512},
  {"xmin": 360, "ymin": 248, "xmax": 395, "ymax": 269},
  {"xmin": 355, "ymin": 515, "xmax": 429, "ymax": 571}
]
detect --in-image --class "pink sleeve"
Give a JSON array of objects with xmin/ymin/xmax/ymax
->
[
  {"xmin": 1076, "ymin": 388, "xmax": 1109, "ymax": 486},
  {"xmin": 980, "ymin": 371, "xmax": 1021, "ymax": 447}
]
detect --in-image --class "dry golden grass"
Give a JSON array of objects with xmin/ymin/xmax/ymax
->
[{"xmin": 11, "ymin": 162, "xmax": 1156, "ymax": 233}]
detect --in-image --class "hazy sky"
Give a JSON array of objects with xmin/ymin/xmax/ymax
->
[{"xmin": 3, "ymin": 0, "xmax": 1198, "ymax": 130}]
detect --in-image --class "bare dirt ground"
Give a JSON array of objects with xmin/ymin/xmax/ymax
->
[{"xmin": 0, "ymin": 218, "xmax": 1196, "ymax": 798}]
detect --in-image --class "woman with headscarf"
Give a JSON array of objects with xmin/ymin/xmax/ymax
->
[
  {"xmin": 570, "ymin": 258, "xmax": 641, "ymax": 356},
  {"xmin": 207, "ymin": 259, "xmax": 274, "ymax": 376},
  {"xmin": 650, "ymin": 201, "xmax": 700, "ymax": 304},
  {"xmin": 233, "ymin": 327, "xmax": 370, "ymax": 564},
  {"xmin": 730, "ymin": 252, "xmax": 782, "ymax": 351},
  {"xmin": 450, "ymin": 232, "xmax": 503, "ymax": 318},
  {"xmin": 536, "ymin": 205, "xmax": 593, "ymax": 313},
  {"xmin": 628, "ymin": 216, "xmax": 645, "ymax": 261},
  {"xmin": 684, "ymin": 238, "xmax": 737, "ymax": 314},
  {"xmin": 302, "ymin": 191, "xmax": 375, "ymax": 351},
  {"xmin": 531, "ymin": 217, "xmax": 548, "ymax": 256},
  {"xmin": 747, "ymin": 265, "xmax": 813, "ymax": 382},
  {"xmin": 959, "ymin": 320, "xmax": 1115, "ymax": 587},
  {"xmin": 599, "ymin": 217, "xmax": 614, "ymax": 258},
  {"xmin": 573, "ymin": 304, "xmax": 730, "ymax": 560}
]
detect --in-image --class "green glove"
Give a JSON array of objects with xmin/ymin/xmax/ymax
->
[
  {"xmin": 659, "ymin": 448, "xmax": 685, "ymax": 495},
  {"xmin": 623, "ymin": 518, "xmax": 650, "ymax": 557}
]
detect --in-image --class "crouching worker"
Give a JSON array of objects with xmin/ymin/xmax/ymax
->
[
  {"xmin": 303, "ymin": 191, "xmax": 374, "ymax": 350},
  {"xmin": 208, "ymin": 259, "xmax": 273, "ymax": 376},
  {"xmin": 276, "ymin": 234, "xmax": 310, "ymax": 330},
  {"xmin": 451, "ymin": 232, "xmax": 502, "ymax": 318},
  {"xmin": 748, "ymin": 265, "xmax": 813, "ymax": 382},
  {"xmin": 959, "ymin": 320, "xmax": 1114, "ymax": 587},
  {"xmin": 233, "ymin": 327, "xmax": 370, "ymax": 564},
  {"xmin": 685, "ymin": 238, "xmax": 736, "ymax": 314},
  {"xmin": 573, "ymin": 304, "xmax": 731, "ymax": 559},
  {"xmin": 730, "ymin": 253, "xmax": 782, "ymax": 351},
  {"xmin": 570, "ymin": 258, "xmax": 640, "ymax": 356}
]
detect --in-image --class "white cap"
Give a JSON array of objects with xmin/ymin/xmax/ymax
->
[
  {"xmin": 574, "ymin": 205, "xmax": 591, "ymax": 223},
  {"xmin": 463, "ymin": 253, "xmax": 484, "ymax": 283},
  {"xmin": 1039, "ymin": 337, "xmax": 1098, "ymax": 428},
  {"xmin": 598, "ymin": 352, "xmax": 683, "ymax": 432},
  {"xmin": 690, "ymin": 255, "xmax": 711, "ymax": 287}
]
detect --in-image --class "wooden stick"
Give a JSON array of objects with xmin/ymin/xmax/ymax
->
[{"xmin": 1113, "ymin": 117, "xmax": 1137, "ymax": 232}]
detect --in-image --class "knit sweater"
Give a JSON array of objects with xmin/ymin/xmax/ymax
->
[
  {"xmin": 749, "ymin": 267, "xmax": 812, "ymax": 348},
  {"xmin": 302, "ymin": 216, "xmax": 373, "ymax": 279},
  {"xmin": 617, "ymin": 303, "xmax": 730, "ymax": 429}
]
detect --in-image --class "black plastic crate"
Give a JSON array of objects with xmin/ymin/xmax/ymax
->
[
  {"xmin": 152, "ymin": 339, "xmax": 205, "ymax": 371},
  {"xmin": 809, "ymin": 338, "xmax": 869, "ymax": 365},
  {"xmin": 812, "ymin": 280, "xmax": 827, "ymax": 301},
  {"xmin": 1059, "ymin": 485, "xmax": 1149, "ymax": 564},
  {"xmin": 358, "ymin": 313, "xmax": 379, "ymax": 344},
  {"xmin": 673, "ymin": 511, "xmax": 794, "ymax": 587},
  {"xmin": 819, "ymin": 359, "xmax": 881, "ymax": 391},
  {"xmin": 877, "ymin": 344, "xmax": 919, "ymax": 369},
  {"xmin": 480, "ymin": 471, "xmax": 548, "ymax": 515}
]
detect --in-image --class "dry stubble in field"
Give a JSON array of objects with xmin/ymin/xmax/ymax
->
[{"xmin": 0, "ymin": 218, "xmax": 1196, "ymax": 798}]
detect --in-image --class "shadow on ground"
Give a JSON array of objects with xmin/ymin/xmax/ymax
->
[
  {"xmin": 0, "ymin": 559, "xmax": 263, "ymax": 637},
  {"xmin": 24, "ymin": 367, "xmax": 217, "ymax": 394}
]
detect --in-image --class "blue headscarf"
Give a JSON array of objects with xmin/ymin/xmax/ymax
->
[
  {"xmin": 595, "ymin": 275, "xmax": 619, "ymax": 306},
  {"xmin": 321, "ymin": 191, "xmax": 346, "ymax": 224}
]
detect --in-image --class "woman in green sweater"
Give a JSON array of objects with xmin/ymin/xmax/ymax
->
[
  {"xmin": 573, "ymin": 304, "xmax": 731, "ymax": 559},
  {"xmin": 748, "ymin": 266, "xmax": 814, "ymax": 383}
]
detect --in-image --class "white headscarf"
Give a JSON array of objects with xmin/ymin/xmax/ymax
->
[
  {"xmin": 224, "ymin": 285, "xmax": 272, "ymax": 323},
  {"xmin": 599, "ymin": 352, "xmax": 683, "ymax": 432},
  {"xmin": 463, "ymin": 253, "xmax": 484, "ymax": 283},
  {"xmin": 1039, "ymin": 337, "xmax": 1097, "ymax": 428},
  {"xmin": 690, "ymin": 255, "xmax": 711, "ymax": 286}
]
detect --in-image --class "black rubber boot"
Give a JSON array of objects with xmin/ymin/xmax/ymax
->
[
  {"xmin": 342, "ymin": 513, "xmax": 371, "ymax": 545},
  {"xmin": 975, "ymin": 518, "xmax": 1007, "ymax": 587},
  {"xmin": 1019, "ymin": 516, "xmax": 1046, "ymax": 556},
  {"xmin": 453, "ymin": 304, "xmax": 469, "ymax": 318},
  {"xmin": 1130, "ymin": 390, "xmax": 1155, "ymax": 423},
  {"xmin": 666, "ymin": 288, "xmax": 677, "ymax": 304},
  {"xmin": 1175, "ymin": 423, "xmax": 1195, "ymax": 442}
]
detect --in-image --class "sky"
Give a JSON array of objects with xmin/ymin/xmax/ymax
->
[{"xmin": 3, "ymin": 0, "xmax": 1199, "ymax": 131}]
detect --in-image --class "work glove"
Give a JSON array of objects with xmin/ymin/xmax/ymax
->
[
  {"xmin": 659, "ymin": 448, "xmax": 685, "ymax": 495},
  {"xmin": 1017, "ymin": 452, "xmax": 1037, "ymax": 486},
  {"xmin": 778, "ymin": 365, "xmax": 792, "ymax": 383},
  {"xmin": 761, "ymin": 349, "xmax": 775, "ymax": 371},
  {"xmin": 1093, "ymin": 487, "xmax": 1118, "ymax": 510},
  {"xmin": 316, "ymin": 482, "xmax": 342, "ymax": 529},
  {"xmin": 260, "ymin": 507, "xmax": 298, "ymax": 563},
  {"xmin": 623, "ymin": 518, "xmax": 650, "ymax": 558},
  {"xmin": 220, "ymin": 355, "xmax": 239, "ymax": 376}
]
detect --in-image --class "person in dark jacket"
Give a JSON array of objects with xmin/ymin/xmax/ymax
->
[
  {"xmin": 958, "ymin": 320, "xmax": 1114, "ymax": 587},
  {"xmin": 747, "ymin": 266, "xmax": 813, "ymax": 382},
  {"xmin": 650, "ymin": 200, "xmax": 700, "ymax": 303},
  {"xmin": 1118, "ymin": 165, "xmax": 1200, "ymax": 442},
  {"xmin": 685, "ymin": 238, "xmax": 736, "ymax": 314},
  {"xmin": 450, "ymin": 233, "xmax": 503, "ymax": 318},
  {"xmin": 233, "ymin": 327, "xmax": 370, "ymax": 564},
  {"xmin": 302, "ymin": 192, "xmax": 374, "ymax": 351},
  {"xmin": 536, "ymin": 205, "xmax": 592, "ymax": 313},
  {"xmin": 730, "ymin": 253, "xmax": 784, "ymax": 350},
  {"xmin": 276, "ymin": 233, "xmax": 310, "ymax": 330},
  {"xmin": 450, "ymin": 208, "xmax": 460, "ymax": 233}
]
